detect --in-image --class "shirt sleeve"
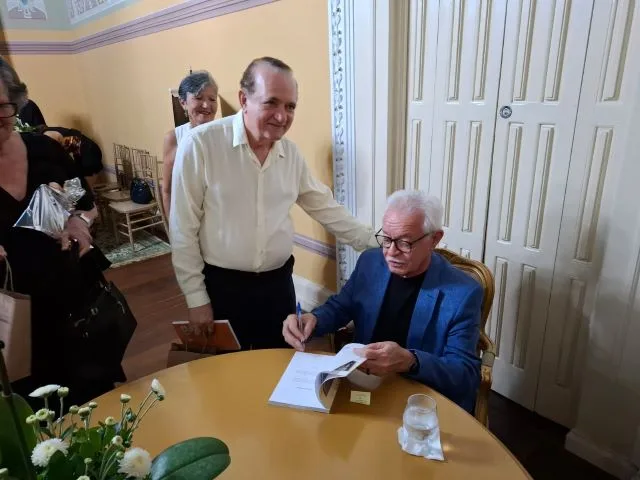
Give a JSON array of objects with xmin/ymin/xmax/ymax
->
[
  {"xmin": 169, "ymin": 133, "xmax": 210, "ymax": 308},
  {"xmin": 296, "ymin": 153, "xmax": 376, "ymax": 251}
]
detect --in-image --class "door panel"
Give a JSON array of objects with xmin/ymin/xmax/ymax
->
[
  {"xmin": 535, "ymin": 0, "xmax": 640, "ymax": 426},
  {"xmin": 406, "ymin": 0, "xmax": 507, "ymax": 260},
  {"xmin": 485, "ymin": 0, "xmax": 593, "ymax": 409}
]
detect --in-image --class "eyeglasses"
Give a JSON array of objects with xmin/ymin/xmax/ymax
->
[
  {"xmin": 375, "ymin": 228, "xmax": 432, "ymax": 253},
  {"xmin": 0, "ymin": 103, "xmax": 18, "ymax": 119}
]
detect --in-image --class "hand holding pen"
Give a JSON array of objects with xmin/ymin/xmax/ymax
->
[{"xmin": 283, "ymin": 304, "xmax": 318, "ymax": 351}]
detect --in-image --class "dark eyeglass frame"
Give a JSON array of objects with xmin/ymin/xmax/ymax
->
[
  {"xmin": 375, "ymin": 228, "xmax": 432, "ymax": 253},
  {"xmin": 0, "ymin": 102, "xmax": 18, "ymax": 119}
]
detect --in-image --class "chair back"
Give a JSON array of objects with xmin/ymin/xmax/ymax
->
[
  {"xmin": 435, "ymin": 249, "xmax": 494, "ymax": 354},
  {"xmin": 113, "ymin": 143, "xmax": 132, "ymax": 189},
  {"xmin": 132, "ymin": 153, "xmax": 161, "ymax": 202}
]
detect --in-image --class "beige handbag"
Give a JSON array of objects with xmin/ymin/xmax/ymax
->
[{"xmin": 0, "ymin": 260, "xmax": 31, "ymax": 382}]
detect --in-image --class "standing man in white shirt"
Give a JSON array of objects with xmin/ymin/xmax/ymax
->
[{"xmin": 170, "ymin": 57, "xmax": 376, "ymax": 350}]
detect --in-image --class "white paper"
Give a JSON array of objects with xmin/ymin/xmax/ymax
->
[{"xmin": 269, "ymin": 343, "xmax": 366, "ymax": 413}]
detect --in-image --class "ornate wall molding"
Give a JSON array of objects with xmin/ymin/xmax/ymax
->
[
  {"xmin": 1, "ymin": 0, "xmax": 277, "ymax": 55},
  {"xmin": 328, "ymin": 0, "xmax": 358, "ymax": 287}
]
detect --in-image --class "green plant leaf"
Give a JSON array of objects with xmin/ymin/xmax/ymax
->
[
  {"xmin": 150, "ymin": 437, "xmax": 230, "ymax": 480},
  {"xmin": 0, "ymin": 393, "xmax": 37, "ymax": 479},
  {"xmin": 47, "ymin": 450, "xmax": 74, "ymax": 479}
]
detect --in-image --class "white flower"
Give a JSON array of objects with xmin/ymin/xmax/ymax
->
[
  {"xmin": 111, "ymin": 435, "xmax": 123, "ymax": 446},
  {"xmin": 26, "ymin": 415, "xmax": 37, "ymax": 425},
  {"xmin": 77, "ymin": 477, "xmax": 90, "ymax": 480},
  {"xmin": 35, "ymin": 409, "xmax": 49, "ymax": 421},
  {"xmin": 57, "ymin": 387, "xmax": 69, "ymax": 398},
  {"xmin": 88, "ymin": 401, "xmax": 98, "ymax": 409},
  {"xmin": 118, "ymin": 447, "xmax": 152, "ymax": 479},
  {"xmin": 29, "ymin": 385, "xmax": 61, "ymax": 398},
  {"xmin": 120, "ymin": 394, "xmax": 131, "ymax": 403},
  {"xmin": 31, "ymin": 438, "xmax": 69, "ymax": 467},
  {"xmin": 105, "ymin": 416, "xmax": 117, "ymax": 426},
  {"xmin": 78, "ymin": 407, "xmax": 91, "ymax": 417},
  {"xmin": 151, "ymin": 378, "xmax": 165, "ymax": 398}
]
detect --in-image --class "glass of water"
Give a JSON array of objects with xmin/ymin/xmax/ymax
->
[{"xmin": 402, "ymin": 394, "xmax": 439, "ymax": 443}]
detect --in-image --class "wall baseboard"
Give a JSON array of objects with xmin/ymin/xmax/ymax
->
[
  {"xmin": 565, "ymin": 429, "xmax": 639, "ymax": 479},
  {"xmin": 292, "ymin": 274, "xmax": 334, "ymax": 313}
]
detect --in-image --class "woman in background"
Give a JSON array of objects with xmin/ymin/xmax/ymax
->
[{"xmin": 162, "ymin": 71, "xmax": 218, "ymax": 218}]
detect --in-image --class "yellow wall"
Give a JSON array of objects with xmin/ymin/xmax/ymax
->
[
  {"xmin": 4, "ymin": 0, "xmax": 338, "ymax": 290},
  {"xmin": 8, "ymin": 54, "xmax": 90, "ymax": 131}
]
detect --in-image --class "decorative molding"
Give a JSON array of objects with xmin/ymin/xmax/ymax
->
[
  {"xmin": 328, "ymin": 0, "xmax": 358, "ymax": 287},
  {"xmin": 565, "ymin": 429, "xmax": 639, "ymax": 479},
  {"xmin": 292, "ymin": 274, "xmax": 334, "ymax": 313},
  {"xmin": 1, "ymin": 0, "xmax": 278, "ymax": 55},
  {"xmin": 293, "ymin": 233, "xmax": 336, "ymax": 260}
]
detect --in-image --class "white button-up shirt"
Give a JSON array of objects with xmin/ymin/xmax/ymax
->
[{"xmin": 170, "ymin": 111, "xmax": 375, "ymax": 308}]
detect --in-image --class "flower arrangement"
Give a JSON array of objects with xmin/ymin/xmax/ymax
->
[
  {"xmin": 0, "ymin": 374, "xmax": 230, "ymax": 480},
  {"xmin": 23, "ymin": 380, "xmax": 166, "ymax": 479}
]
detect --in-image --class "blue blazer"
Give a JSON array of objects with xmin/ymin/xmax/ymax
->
[{"xmin": 313, "ymin": 249, "xmax": 482, "ymax": 413}]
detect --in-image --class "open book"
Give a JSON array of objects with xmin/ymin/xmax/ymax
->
[
  {"xmin": 268, "ymin": 343, "xmax": 366, "ymax": 413},
  {"xmin": 172, "ymin": 319, "xmax": 241, "ymax": 352}
]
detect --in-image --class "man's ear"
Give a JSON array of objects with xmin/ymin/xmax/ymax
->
[
  {"xmin": 432, "ymin": 230, "xmax": 444, "ymax": 247},
  {"xmin": 238, "ymin": 89, "xmax": 247, "ymax": 111}
]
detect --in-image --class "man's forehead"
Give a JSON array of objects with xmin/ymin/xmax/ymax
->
[{"xmin": 253, "ymin": 67, "xmax": 297, "ymax": 99}]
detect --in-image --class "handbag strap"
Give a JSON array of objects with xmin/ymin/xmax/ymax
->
[{"xmin": 3, "ymin": 260, "xmax": 13, "ymax": 292}]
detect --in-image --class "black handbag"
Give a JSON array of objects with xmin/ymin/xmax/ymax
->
[
  {"xmin": 130, "ymin": 177, "xmax": 153, "ymax": 204},
  {"xmin": 69, "ymin": 279, "xmax": 137, "ymax": 366}
]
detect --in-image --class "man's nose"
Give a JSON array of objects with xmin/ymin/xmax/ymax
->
[
  {"xmin": 274, "ymin": 107, "xmax": 286, "ymax": 123},
  {"xmin": 387, "ymin": 242, "xmax": 401, "ymax": 256}
]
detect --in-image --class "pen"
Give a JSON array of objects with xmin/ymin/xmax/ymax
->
[{"xmin": 296, "ymin": 301, "xmax": 305, "ymax": 347}]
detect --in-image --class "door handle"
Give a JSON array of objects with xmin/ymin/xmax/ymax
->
[{"xmin": 499, "ymin": 105, "xmax": 512, "ymax": 119}]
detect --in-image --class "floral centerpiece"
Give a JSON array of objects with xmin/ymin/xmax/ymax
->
[{"xmin": 0, "ymin": 342, "xmax": 231, "ymax": 480}]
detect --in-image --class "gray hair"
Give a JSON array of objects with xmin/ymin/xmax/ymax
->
[
  {"xmin": 0, "ymin": 57, "xmax": 28, "ymax": 109},
  {"xmin": 385, "ymin": 190, "xmax": 444, "ymax": 233},
  {"xmin": 177, "ymin": 70, "xmax": 218, "ymax": 102}
]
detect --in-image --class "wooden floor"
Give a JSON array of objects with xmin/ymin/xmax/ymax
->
[
  {"xmin": 105, "ymin": 253, "xmax": 186, "ymax": 381},
  {"xmin": 107, "ymin": 254, "xmax": 614, "ymax": 480}
]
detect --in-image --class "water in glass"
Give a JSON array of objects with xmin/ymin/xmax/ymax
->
[{"xmin": 402, "ymin": 394, "xmax": 439, "ymax": 443}]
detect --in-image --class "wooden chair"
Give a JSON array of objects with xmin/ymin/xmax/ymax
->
[
  {"xmin": 435, "ymin": 248, "xmax": 495, "ymax": 427},
  {"xmin": 332, "ymin": 249, "xmax": 496, "ymax": 427},
  {"xmin": 108, "ymin": 153, "xmax": 168, "ymax": 253}
]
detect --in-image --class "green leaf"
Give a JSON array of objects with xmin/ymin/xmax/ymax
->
[
  {"xmin": 150, "ymin": 437, "xmax": 230, "ymax": 480},
  {"xmin": 0, "ymin": 393, "xmax": 37, "ymax": 479},
  {"xmin": 47, "ymin": 450, "xmax": 74, "ymax": 479},
  {"xmin": 88, "ymin": 429, "xmax": 102, "ymax": 451}
]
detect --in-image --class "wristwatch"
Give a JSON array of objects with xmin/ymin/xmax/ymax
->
[{"xmin": 408, "ymin": 349, "xmax": 420, "ymax": 375}]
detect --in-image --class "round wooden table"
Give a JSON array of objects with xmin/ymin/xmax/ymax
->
[{"xmin": 93, "ymin": 350, "xmax": 531, "ymax": 479}]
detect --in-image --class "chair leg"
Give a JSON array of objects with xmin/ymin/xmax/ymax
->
[
  {"xmin": 126, "ymin": 213, "xmax": 134, "ymax": 253},
  {"xmin": 112, "ymin": 212, "xmax": 119, "ymax": 242}
]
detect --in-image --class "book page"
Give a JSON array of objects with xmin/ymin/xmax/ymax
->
[
  {"xmin": 315, "ymin": 343, "xmax": 366, "ymax": 409},
  {"xmin": 268, "ymin": 352, "xmax": 336, "ymax": 412}
]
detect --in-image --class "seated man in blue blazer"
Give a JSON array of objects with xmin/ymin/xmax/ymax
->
[{"xmin": 282, "ymin": 190, "xmax": 483, "ymax": 412}]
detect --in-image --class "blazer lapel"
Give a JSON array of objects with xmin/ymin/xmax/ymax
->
[
  {"xmin": 362, "ymin": 256, "xmax": 390, "ymax": 344},
  {"xmin": 406, "ymin": 254, "xmax": 443, "ymax": 349}
]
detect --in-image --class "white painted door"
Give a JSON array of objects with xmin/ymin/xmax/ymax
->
[
  {"xmin": 484, "ymin": 0, "xmax": 593, "ymax": 410},
  {"xmin": 535, "ymin": 0, "xmax": 640, "ymax": 426},
  {"xmin": 406, "ymin": 0, "xmax": 507, "ymax": 261}
]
